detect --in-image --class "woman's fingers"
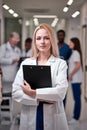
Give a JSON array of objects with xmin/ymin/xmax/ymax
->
[
  {"xmin": 24, "ymin": 80, "xmax": 28, "ymax": 85},
  {"xmin": 23, "ymin": 80, "xmax": 31, "ymax": 89}
]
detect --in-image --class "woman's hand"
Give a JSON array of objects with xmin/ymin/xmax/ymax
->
[
  {"xmin": 22, "ymin": 80, "xmax": 36, "ymax": 97},
  {"xmin": 68, "ymin": 73, "xmax": 73, "ymax": 81},
  {"xmin": 68, "ymin": 62, "xmax": 81, "ymax": 81},
  {"xmin": 37, "ymin": 99, "xmax": 55, "ymax": 104}
]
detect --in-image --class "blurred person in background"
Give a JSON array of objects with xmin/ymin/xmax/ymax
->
[
  {"xmin": 18, "ymin": 37, "xmax": 32, "ymax": 67},
  {"xmin": 56, "ymin": 29, "xmax": 72, "ymax": 107},
  {"xmin": 0, "ymin": 32, "xmax": 21, "ymax": 93},
  {"xmin": 68, "ymin": 37, "xmax": 83, "ymax": 124},
  {"xmin": 22, "ymin": 37, "xmax": 32, "ymax": 57},
  {"xmin": 56, "ymin": 30, "xmax": 72, "ymax": 61}
]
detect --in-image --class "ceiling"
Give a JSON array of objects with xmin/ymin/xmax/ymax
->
[{"xmin": 2, "ymin": 0, "xmax": 86, "ymax": 25}]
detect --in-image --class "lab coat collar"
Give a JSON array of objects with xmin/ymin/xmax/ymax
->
[
  {"xmin": 48, "ymin": 55, "xmax": 56, "ymax": 62},
  {"xmin": 7, "ymin": 42, "xmax": 13, "ymax": 50},
  {"xmin": 45, "ymin": 55, "xmax": 57, "ymax": 66},
  {"xmin": 7, "ymin": 42, "xmax": 18, "ymax": 51},
  {"xmin": 28, "ymin": 55, "xmax": 57, "ymax": 65}
]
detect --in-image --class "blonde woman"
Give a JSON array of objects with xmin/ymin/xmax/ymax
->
[{"xmin": 12, "ymin": 23, "xmax": 69, "ymax": 130}]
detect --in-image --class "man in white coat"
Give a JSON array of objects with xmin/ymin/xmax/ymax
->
[{"xmin": 0, "ymin": 32, "xmax": 21, "ymax": 93}]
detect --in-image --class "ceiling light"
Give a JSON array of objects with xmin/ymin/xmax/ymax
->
[
  {"xmin": 25, "ymin": 20, "xmax": 30, "ymax": 26},
  {"xmin": 3, "ymin": 3, "xmax": 19, "ymax": 18},
  {"xmin": 51, "ymin": 18, "xmax": 59, "ymax": 27},
  {"xmin": 18, "ymin": 19, "xmax": 22, "ymax": 24},
  {"xmin": 13, "ymin": 13, "xmax": 18, "ymax": 17},
  {"xmin": 33, "ymin": 18, "xmax": 39, "ymax": 26},
  {"xmin": 72, "ymin": 11, "xmax": 80, "ymax": 18},
  {"xmin": 8, "ymin": 9, "xmax": 14, "ymax": 14},
  {"xmin": 33, "ymin": 15, "xmax": 57, "ymax": 18},
  {"xmin": 2, "ymin": 4, "xmax": 9, "ymax": 10},
  {"xmin": 63, "ymin": 7, "xmax": 69, "ymax": 12},
  {"xmin": 75, "ymin": 11, "xmax": 80, "ymax": 16},
  {"xmin": 67, "ymin": 0, "xmax": 73, "ymax": 5}
]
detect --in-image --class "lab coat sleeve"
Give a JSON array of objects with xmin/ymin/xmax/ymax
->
[
  {"xmin": 0, "ymin": 45, "xmax": 13, "ymax": 65},
  {"xmin": 36, "ymin": 60, "xmax": 68, "ymax": 101},
  {"xmin": 12, "ymin": 63, "xmax": 37, "ymax": 106}
]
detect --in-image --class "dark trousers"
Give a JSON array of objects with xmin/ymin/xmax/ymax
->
[
  {"xmin": 36, "ymin": 102, "xmax": 44, "ymax": 130},
  {"xmin": 63, "ymin": 95, "xmax": 67, "ymax": 107},
  {"xmin": 72, "ymin": 83, "xmax": 81, "ymax": 120}
]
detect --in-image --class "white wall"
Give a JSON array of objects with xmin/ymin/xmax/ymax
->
[
  {"xmin": 56, "ymin": 17, "xmax": 80, "ymax": 44},
  {"xmin": 0, "ymin": 0, "xmax": 4, "ymax": 44},
  {"xmin": 56, "ymin": 19, "xmax": 66, "ymax": 31},
  {"xmin": 81, "ymin": 1, "xmax": 87, "ymax": 26},
  {"xmin": 66, "ymin": 17, "xmax": 80, "ymax": 43},
  {"xmin": 80, "ymin": 1, "xmax": 87, "ymax": 99},
  {"xmin": 21, "ymin": 17, "xmax": 35, "ymax": 49}
]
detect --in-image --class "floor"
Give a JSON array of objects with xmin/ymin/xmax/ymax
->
[{"xmin": 0, "ymin": 84, "xmax": 87, "ymax": 130}]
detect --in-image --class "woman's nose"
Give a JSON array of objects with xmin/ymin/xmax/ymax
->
[{"xmin": 41, "ymin": 38, "xmax": 45, "ymax": 43}]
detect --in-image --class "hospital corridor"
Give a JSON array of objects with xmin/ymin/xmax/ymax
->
[{"xmin": 0, "ymin": 0, "xmax": 87, "ymax": 130}]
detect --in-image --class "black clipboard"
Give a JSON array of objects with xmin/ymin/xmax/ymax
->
[{"xmin": 23, "ymin": 65, "xmax": 52, "ymax": 89}]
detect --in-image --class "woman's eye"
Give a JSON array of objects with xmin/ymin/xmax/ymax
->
[
  {"xmin": 36, "ymin": 37, "xmax": 41, "ymax": 40},
  {"xmin": 45, "ymin": 37, "xmax": 50, "ymax": 40},
  {"xmin": 36, "ymin": 36, "xmax": 50, "ymax": 40}
]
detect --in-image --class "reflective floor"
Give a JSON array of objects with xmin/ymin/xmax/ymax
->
[
  {"xmin": 0, "ymin": 85, "xmax": 87, "ymax": 130},
  {"xmin": 0, "ymin": 120, "xmax": 87, "ymax": 130},
  {"xmin": 66, "ymin": 85, "xmax": 87, "ymax": 130}
]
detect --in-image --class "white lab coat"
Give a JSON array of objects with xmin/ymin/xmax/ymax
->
[
  {"xmin": 0, "ymin": 42, "xmax": 21, "ymax": 82},
  {"xmin": 12, "ymin": 55, "xmax": 69, "ymax": 130}
]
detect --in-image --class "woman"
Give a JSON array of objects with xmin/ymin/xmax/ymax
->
[
  {"xmin": 12, "ymin": 23, "xmax": 69, "ymax": 130},
  {"xmin": 68, "ymin": 37, "xmax": 83, "ymax": 124}
]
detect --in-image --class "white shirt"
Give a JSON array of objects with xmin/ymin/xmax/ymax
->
[
  {"xmin": 69, "ymin": 50, "xmax": 83, "ymax": 83},
  {"xmin": 22, "ymin": 49, "xmax": 32, "ymax": 57}
]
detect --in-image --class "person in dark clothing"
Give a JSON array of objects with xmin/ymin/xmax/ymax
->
[
  {"xmin": 22, "ymin": 37, "xmax": 32, "ymax": 57},
  {"xmin": 57, "ymin": 29, "xmax": 72, "ymax": 107},
  {"xmin": 57, "ymin": 30, "xmax": 72, "ymax": 61}
]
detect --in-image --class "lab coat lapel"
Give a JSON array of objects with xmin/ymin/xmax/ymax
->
[{"xmin": 46, "ymin": 55, "xmax": 56, "ymax": 65}]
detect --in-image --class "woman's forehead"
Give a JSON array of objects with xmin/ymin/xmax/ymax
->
[{"xmin": 36, "ymin": 28, "xmax": 49, "ymax": 36}]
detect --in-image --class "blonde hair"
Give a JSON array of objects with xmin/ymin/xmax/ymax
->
[{"xmin": 31, "ymin": 23, "xmax": 59, "ymax": 58}]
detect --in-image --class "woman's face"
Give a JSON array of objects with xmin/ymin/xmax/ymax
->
[
  {"xmin": 69, "ymin": 40, "xmax": 74, "ymax": 49},
  {"xmin": 35, "ymin": 28, "xmax": 51, "ymax": 54}
]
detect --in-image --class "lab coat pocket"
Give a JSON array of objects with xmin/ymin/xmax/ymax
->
[{"xmin": 54, "ymin": 112, "xmax": 69, "ymax": 130}]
